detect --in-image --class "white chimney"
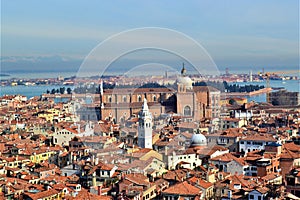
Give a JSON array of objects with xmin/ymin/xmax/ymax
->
[
  {"xmin": 164, "ymin": 146, "xmax": 168, "ymax": 156},
  {"xmin": 228, "ymin": 190, "xmax": 232, "ymax": 199},
  {"xmin": 77, "ymin": 124, "xmax": 80, "ymax": 134}
]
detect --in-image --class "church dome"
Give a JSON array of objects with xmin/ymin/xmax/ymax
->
[
  {"xmin": 190, "ymin": 133, "xmax": 207, "ymax": 147},
  {"xmin": 176, "ymin": 76, "xmax": 193, "ymax": 89}
]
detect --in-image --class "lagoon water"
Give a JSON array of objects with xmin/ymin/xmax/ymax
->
[
  {"xmin": 1, "ymin": 72, "xmax": 299, "ymax": 103},
  {"xmin": 234, "ymin": 79, "xmax": 299, "ymax": 102},
  {"xmin": 0, "ymin": 85, "xmax": 73, "ymax": 98}
]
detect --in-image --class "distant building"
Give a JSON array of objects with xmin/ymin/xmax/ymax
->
[
  {"xmin": 239, "ymin": 134, "xmax": 278, "ymax": 153},
  {"xmin": 269, "ymin": 90, "xmax": 300, "ymax": 106},
  {"xmin": 99, "ymin": 64, "xmax": 221, "ymax": 123},
  {"xmin": 138, "ymin": 98, "xmax": 153, "ymax": 149},
  {"xmin": 248, "ymin": 188, "xmax": 268, "ymax": 200},
  {"xmin": 285, "ymin": 168, "xmax": 300, "ymax": 197}
]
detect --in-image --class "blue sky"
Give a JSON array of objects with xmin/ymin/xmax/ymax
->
[{"xmin": 1, "ymin": 0, "xmax": 299, "ymax": 72}]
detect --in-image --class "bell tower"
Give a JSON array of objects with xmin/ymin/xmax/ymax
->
[{"xmin": 138, "ymin": 98, "xmax": 153, "ymax": 149}]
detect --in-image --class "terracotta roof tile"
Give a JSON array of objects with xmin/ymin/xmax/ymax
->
[{"xmin": 162, "ymin": 181, "xmax": 201, "ymax": 195}]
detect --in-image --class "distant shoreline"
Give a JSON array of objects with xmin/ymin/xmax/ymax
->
[
  {"xmin": 0, "ymin": 73, "xmax": 10, "ymax": 77},
  {"xmin": 223, "ymin": 88, "xmax": 273, "ymax": 97}
]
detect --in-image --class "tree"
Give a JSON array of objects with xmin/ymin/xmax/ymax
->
[
  {"xmin": 46, "ymin": 90, "xmax": 50, "ymax": 94},
  {"xmin": 59, "ymin": 87, "xmax": 65, "ymax": 94},
  {"xmin": 51, "ymin": 89, "xmax": 56, "ymax": 94},
  {"xmin": 229, "ymin": 99, "xmax": 238, "ymax": 106},
  {"xmin": 67, "ymin": 87, "xmax": 72, "ymax": 94}
]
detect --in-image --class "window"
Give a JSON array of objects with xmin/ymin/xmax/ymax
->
[
  {"xmin": 258, "ymin": 196, "xmax": 261, "ymax": 200},
  {"xmin": 153, "ymin": 96, "xmax": 156, "ymax": 101},
  {"xmin": 184, "ymin": 106, "xmax": 191, "ymax": 116},
  {"xmin": 253, "ymin": 142, "xmax": 263, "ymax": 146},
  {"xmin": 249, "ymin": 194, "xmax": 254, "ymax": 199},
  {"xmin": 108, "ymin": 96, "xmax": 112, "ymax": 103},
  {"xmin": 123, "ymin": 96, "xmax": 127, "ymax": 102},
  {"xmin": 138, "ymin": 95, "xmax": 142, "ymax": 102}
]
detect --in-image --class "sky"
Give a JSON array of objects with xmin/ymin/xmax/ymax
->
[{"xmin": 1, "ymin": 0, "xmax": 299, "ymax": 74}]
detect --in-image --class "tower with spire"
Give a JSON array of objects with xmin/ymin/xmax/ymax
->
[
  {"xmin": 100, "ymin": 80, "xmax": 104, "ymax": 109},
  {"xmin": 138, "ymin": 98, "xmax": 153, "ymax": 149},
  {"xmin": 181, "ymin": 62, "xmax": 186, "ymax": 76}
]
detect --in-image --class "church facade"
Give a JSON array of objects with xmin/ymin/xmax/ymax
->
[{"xmin": 98, "ymin": 66, "xmax": 221, "ymax": 123}]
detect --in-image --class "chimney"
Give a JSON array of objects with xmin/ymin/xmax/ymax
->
[
  {"xmin": 77, "ymin": 124, "xmax": 80, "ymax": 134},
  {"xmin": 91, "ymin": 155, "xmax": 95, "ymax": 164},
  {"xmin": 92, "ymin": 172, "xmax": 96, "ymax": 186},
  {"xmin": 98, "ymin": 185, "xmax": 102, "ymax": 196},
  {"xmin": 164, "ymin": 146, "xmax": 168, "ymax": 156},
  {"xmin": 228, "ymin": 190, "xmax": 232, "ymax": 199}
]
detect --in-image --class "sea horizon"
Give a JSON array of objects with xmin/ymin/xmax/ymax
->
[{"xmin": 1, "ymin": 65, "xmax": 299, "ymax": 81}]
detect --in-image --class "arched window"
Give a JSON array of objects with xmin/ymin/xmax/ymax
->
[
  {"xmin": 184, "ymin": 105, "xmax": 191, "ymax": 116},
  {"xmin": 123, "ymin": 96, "xmax": 127, "ymax": 102},
  {"xmin": 108, "ymin": 96, "xmax": 112, "ymax": 103},
  {"xmin": 153, "ymin": 95, "xmax": 157, "ymax": 102},
  {"xmin": 138, "ymin": 95, "xmax": 142, "ymax": 102}
]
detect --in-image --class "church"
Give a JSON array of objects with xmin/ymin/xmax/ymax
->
[{"xmin": 98, "ymin": 65, "xmax": 221, "ymax": 123}]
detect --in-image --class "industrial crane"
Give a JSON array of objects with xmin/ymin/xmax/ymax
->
[{"xmin": 259, "ymin": 69, "xmax": 300, "ymax": 103}]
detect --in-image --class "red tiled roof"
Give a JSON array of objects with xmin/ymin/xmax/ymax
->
[
  {"xmin": 24, "ymin": 189, "xmax": 59, "ymax": 199},
  {"xmin": 210, "ymin": 153, "xmax": 247, "ymax": 166},
  {"xmin": 125, "ymin": 173, "xmax": 149, "ymax": 186},
  {"xmin": 162, "ymin": 181, "xmax": 201, "ymax": 195},
  {"xmin": 240, "ymin": 134, "xmax": 277, "ymax": 142},
  {"xmin": 188, "ymin": 177, "xmax": 213, "ymax": 189},
  {"xmin": 283, "ymin": 142, "xmax": 300, "ymax": 152}
]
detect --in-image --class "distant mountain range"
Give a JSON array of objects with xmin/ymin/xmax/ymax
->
[
  {"xmin": 1, "ymin": 55, "xmax": 82, "ymax": 73},
  {"xmin": 2, "ymin": 55, "xmax": 298, "ymax": 75}
]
